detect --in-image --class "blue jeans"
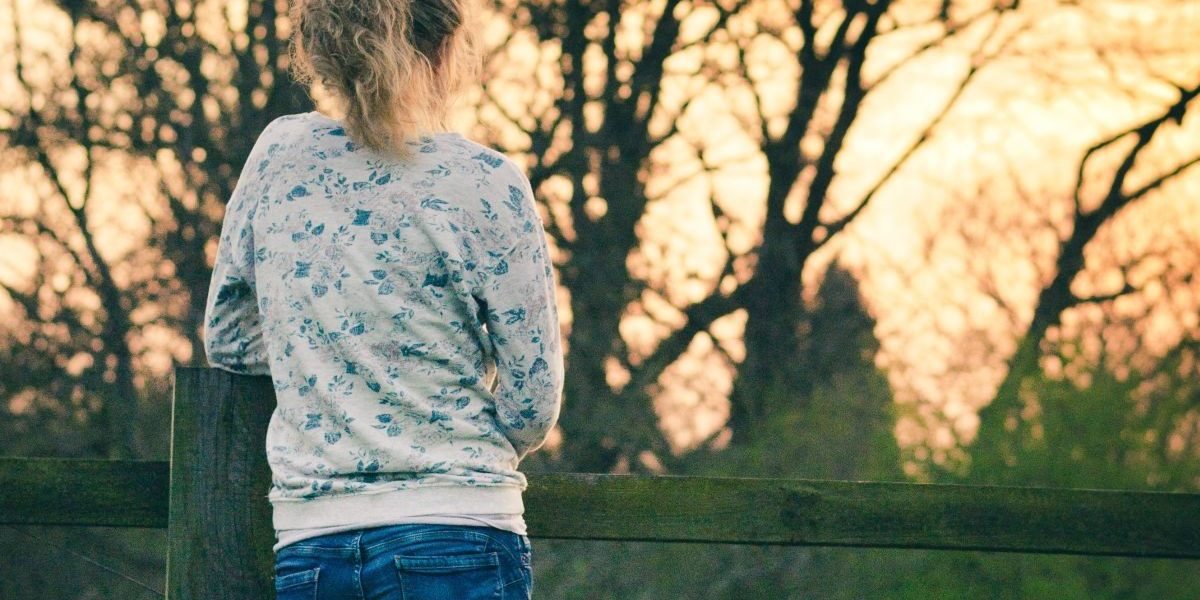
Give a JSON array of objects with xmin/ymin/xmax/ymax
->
[{"xmin": 273, "ymin": 524, "xmax": 533, "ymax": 599}]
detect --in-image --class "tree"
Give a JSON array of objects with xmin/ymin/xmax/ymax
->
[
  {"xmin": 974, "ymin": 80, "xmax": 1200, "ymax": 475},
  {"xmin": 852, "ymin": 1, "xmax": 1200, "ymax": 477},
  {"xmin": 476, "ymin": 0, "xmax": 1019, "ymax": 469},
  {"xmin": 710, "ymin": 0, "xmax": 1020, "ymax": 442},
  {"xmin": 0, "ymin": 0, "xmax": 311, "ymax": 458}
]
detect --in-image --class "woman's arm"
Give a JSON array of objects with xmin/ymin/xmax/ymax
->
[
  {"xmin": 202, "ymin": 123, "xmax": 280, "ymax": 376},
  {"xmin": 476, "ymin": 166, "xmax": 565, "ymax": 460}
]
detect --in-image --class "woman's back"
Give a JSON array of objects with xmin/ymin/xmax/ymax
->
[
  {"xmin": 203, "ymin": 109, "xmax": 563, "ymax": 535},
  {"xmin": 202, "ymin": 2, "xmax": 559, "ymax": 596}
]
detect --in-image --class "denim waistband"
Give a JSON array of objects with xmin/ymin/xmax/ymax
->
[{"xmin": 275, "ymin": 523, "xmax": 527, "ymax": 560}]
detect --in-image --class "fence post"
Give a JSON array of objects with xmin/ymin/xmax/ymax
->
[{"xmin": 166, "ymin": 367, "xmax": 277, "ymax": 599}]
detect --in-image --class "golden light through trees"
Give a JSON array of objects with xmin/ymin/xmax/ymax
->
[{"xmin": 1, "ymin": 0, "xmax": 1198, "ymax": 480}]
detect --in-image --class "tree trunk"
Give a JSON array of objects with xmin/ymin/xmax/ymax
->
[
  {"xmin": 729, "ymin": 273, "xmax": 804, "ymax": 444},
  {"xmin": 727, "ymin": 165, "xmax": 808, "ymax": 442},
  {"xmin": 971, "ymin": 253, "xmax": 1081, "ymax": 477}
]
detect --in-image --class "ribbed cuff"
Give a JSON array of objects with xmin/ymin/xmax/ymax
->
[{"xmin": 271, "ymin": 485, "xmax": 525, "ymax": 529}]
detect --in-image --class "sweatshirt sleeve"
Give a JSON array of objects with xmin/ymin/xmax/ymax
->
[
  {"xmin": 202, "ymin": 123, "xmax": 277, "ymax": 376},
  {"xmin": 476, "ymin": 165, "xmax": 565, "ymax": 461}
]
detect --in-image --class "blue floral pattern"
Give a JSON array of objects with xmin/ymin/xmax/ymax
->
[{"xmin": 203, "ymin": 112, "xmax": 564, "ymax": 505}]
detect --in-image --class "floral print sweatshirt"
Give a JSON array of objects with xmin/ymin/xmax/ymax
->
[{"xmin": 202, "ymin": 111, "xmax": 564, "ymax": 530}]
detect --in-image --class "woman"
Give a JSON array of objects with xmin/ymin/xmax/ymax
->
[{"xmin": 201, "ymin": 0, "xmax": 564, "ymax": 598}]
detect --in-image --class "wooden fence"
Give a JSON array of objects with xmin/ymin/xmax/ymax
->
[{"xmin": 1, "ymin": 367, "xmax": 1198, "ymax": 598}]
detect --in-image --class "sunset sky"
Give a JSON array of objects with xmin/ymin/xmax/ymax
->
[{"xmin": 1, "ymin": 0, "xmax": 1198, "ymax": 472}]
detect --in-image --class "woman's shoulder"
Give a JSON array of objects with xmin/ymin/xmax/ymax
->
[
  {"xmin": 263, "ymin": 111, "xmax": 331, "ymax": 143},
  {"xmin": 440, "ymin": 134, "xmax": 513, "ymax": 167},
  {"xmin": 255, "ymin": 111, "xmax": 351, "ymax": 149},
  {"xmin": 438, "ymin": 137, "xmax": 532, "ymax": 193}
]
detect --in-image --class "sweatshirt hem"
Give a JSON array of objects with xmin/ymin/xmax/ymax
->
[{"xmin": 271, "ymin": 485, "xmax": 525, "ymax": 529}]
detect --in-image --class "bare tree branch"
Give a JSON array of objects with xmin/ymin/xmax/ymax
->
[{"xmin": 823, "ymin": 7, "xmax": 1026, "ymax": 243}]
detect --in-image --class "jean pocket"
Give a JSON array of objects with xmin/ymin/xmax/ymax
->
[
  {"xmin": 274, "ymin": 566, "xmax": 319, "ymax": 600},
  {"xmin": 395, "ymin": 552, "xmax": 503, "ymax": 600}
]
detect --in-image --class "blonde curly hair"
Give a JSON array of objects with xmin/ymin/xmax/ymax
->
[{"xmin": 288, "ymin": 0, "xmax": 480, "ymax": 161}]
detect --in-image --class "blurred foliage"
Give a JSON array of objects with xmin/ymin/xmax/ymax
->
[
  {"xmin": 966, "ymin": 368, "xmax": 1200, "ymax": 491},
  {"xmin": 529, "ymin": 330, "xmax": 1200, "ymax": 599}
]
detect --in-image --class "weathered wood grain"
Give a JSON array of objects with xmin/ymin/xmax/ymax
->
[
  {"xmin": 164, "ymin": 367, "xmax": 277, "ymax": 600},
  {"xmin": 524, "ymin": 473, "xmax": 1200, "ymax": 558}
]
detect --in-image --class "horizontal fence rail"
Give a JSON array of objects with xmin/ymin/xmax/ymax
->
[
  {"xmin": 4, "ymin": 367, "xmax": 1199, "ymax": 599},
  {"xmin": 0, "ymin": 457, "xmax": 168, "ymax": 528},
  {"xmin": 3, "ymin": 457, "xmax": 1199, "ymax": 559}
]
